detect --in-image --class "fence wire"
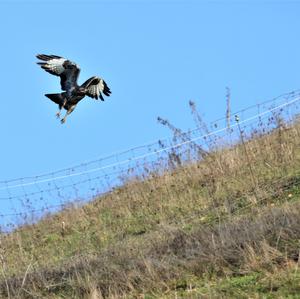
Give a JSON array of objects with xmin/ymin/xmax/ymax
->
[{"xmin": 0, "ymin": 89, "xmax": 299, "ymax": 230}]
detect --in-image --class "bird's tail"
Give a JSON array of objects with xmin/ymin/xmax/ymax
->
[{"xmin": 45, "ymin": 93, "xmax": 66, "ymax": 107}]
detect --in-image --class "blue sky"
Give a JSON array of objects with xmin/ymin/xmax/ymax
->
[{"xmin": 0, "ymin": 1, "xmax": 300, "ymax": 182}]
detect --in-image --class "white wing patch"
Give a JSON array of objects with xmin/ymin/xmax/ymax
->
[
  {"xmin": 44, "ymin": 58, "xmax": 66, "ymax": 75},
  {"xmin": 82, "ymin": 75, "xmax": 111, "ymax": 100},
  {"xmin": 86, "ymin": 77, "xmax": 105, "ymax": 99},
  {"xmin": 99, "ymin": 79, "xmax": 104, "ymax": 91},
  {"xmin": 37, "ymin": 55, "xmax": 69, "ymax": 77}
]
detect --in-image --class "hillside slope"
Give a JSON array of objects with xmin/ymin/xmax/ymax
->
[{"xmin": 0, "ymin": 114, "xmax": 300, "ymax": 298}]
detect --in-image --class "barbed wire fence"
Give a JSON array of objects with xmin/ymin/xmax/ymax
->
[{"xmin": 0, "ymin": 89, "xmax": 300, "ymax": 231}]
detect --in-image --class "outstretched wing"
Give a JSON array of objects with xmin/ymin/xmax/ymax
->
[
  {"xmin": 81, "ymin": 76, "xmax": 111, "ymax": 101},
  {"xmin": 36, "ymin": 54, "xmax": 80, "ymax": 93}
]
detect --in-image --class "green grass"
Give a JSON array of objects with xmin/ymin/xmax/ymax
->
[{"xmin": 162, "ymin": 268, "xmax": 300, "ymax": 299}]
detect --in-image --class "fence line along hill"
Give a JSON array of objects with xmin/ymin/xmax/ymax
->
[
  {"xmin": 1, "ymin": 90, "xmax": 299, "ymax": 229},
  {"xmin": 0, "ymin": 90, "xmax": 299, "ymax": 298}
]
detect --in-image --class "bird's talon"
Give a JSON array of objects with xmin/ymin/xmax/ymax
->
[
  {"xmin": 61, "ymin": 118, "xmax": 66, "ymax": 124},
  {"xmin": 56, "ymin": 112, "xmax": 61, "ymax": 119}
]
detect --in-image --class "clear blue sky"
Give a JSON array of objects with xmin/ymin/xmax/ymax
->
[{"xmin": 0, "ymin": 0, "xmax": 300, "ymax": 180}]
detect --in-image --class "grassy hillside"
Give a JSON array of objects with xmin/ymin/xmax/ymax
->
[{"xmin": 0, "ymin": 108, "xmax": 300, "ymax": 298}]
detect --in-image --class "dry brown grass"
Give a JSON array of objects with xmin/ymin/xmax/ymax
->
[{"xmin": 0, "ymin": 107, "xmax": 299, "ymax": 298}]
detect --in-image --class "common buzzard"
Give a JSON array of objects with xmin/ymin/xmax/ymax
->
[{"xmin": 36, "ymin": 54, "xmax": 111, "ymax": 123}]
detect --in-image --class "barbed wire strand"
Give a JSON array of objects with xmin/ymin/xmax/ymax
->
[
  {"xmin": 1, "ymin": 95, "xmax": 299, "ymax": 191},
  {"xmin": 1, "ymin": 89, "xmax": 299, "ymax": 185}
]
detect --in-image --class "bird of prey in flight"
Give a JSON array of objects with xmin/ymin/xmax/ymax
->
[{"xmin": 36, "ymin": 54, "xmax": 111, "ymax": 123}]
